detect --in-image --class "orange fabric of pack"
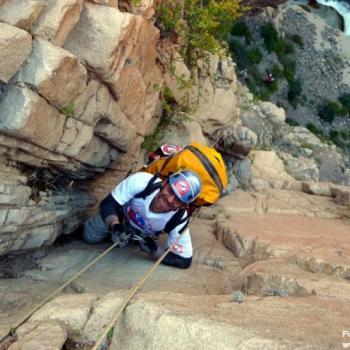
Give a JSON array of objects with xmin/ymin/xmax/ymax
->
[{"xmin": 143, "ymin": 142, "xmax": 228, "ymax": 206}]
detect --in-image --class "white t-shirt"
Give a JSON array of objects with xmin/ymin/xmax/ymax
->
[{"xmin": 111, "ymin": 172, "xmax": 192, "ymax": 258}]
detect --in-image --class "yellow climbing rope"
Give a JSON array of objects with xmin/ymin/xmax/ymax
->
[
  {"xmin": 91, "ymin": 234, "xmax": 185, "ymax": 350},
  {"xmin": 0, "ymin": 241, "xmax": 120, "ymax": 345},
  {"xmin": 0, "ymin": 232, "xmax": 186, "ymax": 349}
]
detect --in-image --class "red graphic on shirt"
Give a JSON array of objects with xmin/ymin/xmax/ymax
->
[
  {"xmin": 127, "ymin": 207, "xmax": 145, "ymax": 229},
  {"xmin": 174, "ymin": 179, "xmax": 190, "ymax": 196}
]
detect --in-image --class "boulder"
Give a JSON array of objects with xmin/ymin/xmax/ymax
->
[
  {"xmin": 274, "ymin": 126, "xmax": 322, "ymax": 158},
  {"xmin": 75, "ymin": 135, "xmax": 119, "ymax": 169},
  {"xmin": 278, "ymin": 152, "xmax": 319, "ymax": 181},
  {"xmin": 108, "ymin": 16, "xmax": 162, "ymax": 131},
  {"xmin": 56, "ymin": 117, "xmax": 94, "ymax": 157},
  {"xmin": 193, "ymin": 56, "xmax": 239, "ymax": 135},
  {"xmin": 239, "ymin": 105, "xmax": 273, "ymax": 149},
  {"xmin": 65, "ymin": 3, "xmax": 162, "ymax": 132},
  {"xmin": 0, "ymin": 0, "xmax": 46, "ymax": 32},
  {"xmin": 0, "ymin": 166, "xmax": 31, "ymax": 206},
  {"xmin": 80, "ymin": 292, "xmax": 124, "ymax": 344},
  {"xmin": 312, "ymin": 145, "xmax": 347, "ymax": 184},
  {"xmin": 9, "ymin": 320, "xmax": 67, "ymax": 350},
  {"xmin": 302, "ymin": 181, "xmax": 332, "ymax": 197},
  {"xmin": 112, "ymin": 299, "xmax": 257, "ymax": 350},
  {"xmin": 74, "ymin": 80, "xmax": 136, "ymax": 152},
  {"xmin": 163, "ymin": 54, "xmax": 192, "ymax": 107},
  {"xmin": 0, "ymin": 22, "xmax": 32, "ymax": 82},
  {"xmin": 159, "ymin": 113, "xmax": 207, "ymax": 147},
  {"xmin": 330, "ymin": 185, "xmax": 350, "ymax": 205},
  {"xmin": 64, "ymin": 3, "xmax": 133, "ymax": 83},
  {"xmin": 250, "ymin": 150, "xmax": 295, "ymax": 189},
  {"xmin": 194, "ymin": 80, "xmax": 238, "ymax": 135},
  {"xmin": 32, "ymin": 0, "xmax": 84, "ymax": 46},
  {"xmin": 0, "ymin": 85, "xmax": 66, "ymax": 151},
  {"xmin": 211, "ymin": 124, "xmax": 257, "ymax": 160},
  {"xmin": 30, "ymin": 294, "xmax": 98, "ymax": 334},
  {"xmin": 14, "ymin": 38, "xmax": 87, "ymax": 109},
  {"xmin": 258, "ymin": 101, "xmax": 286, "ymax": 129}
]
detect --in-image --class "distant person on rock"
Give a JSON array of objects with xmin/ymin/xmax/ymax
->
[
  {"xmin": 264, "ymin": 72, "xmax": 275, "ymax": 85},
  {"xmin": 83, "ymin": 170, "xmax": 202, "ymax": 269}
]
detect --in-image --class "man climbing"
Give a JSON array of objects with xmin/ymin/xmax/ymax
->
[
  {"xmin": 83, "ymin": 170, "xmax": 202, "ymax": 269},
  {"xmin": 264, "ymin": 72, "xmax": 275, "ymax": 85}
]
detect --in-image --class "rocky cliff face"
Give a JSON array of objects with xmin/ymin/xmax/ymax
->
[
  {"xmin": 0, "ymin": 0, "xmax": 165, "ymax": 254},
  {"xmin": 1, "ymin": 1, "xmax": 350, "ymax": 349},
  {"xmin": 0, "ymin": 0, "xmax": 242, "ymax": 254}
]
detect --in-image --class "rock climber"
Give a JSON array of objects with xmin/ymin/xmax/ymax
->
[{"xmin": 83, "ymin": 170, "xmax": 202, "ymax": 269}]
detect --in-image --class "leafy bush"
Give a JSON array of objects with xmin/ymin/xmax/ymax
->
[
  {"xmin": 306, "ymin": 122, "xmax": 326, "ymax": 140},
  {"xmin": 261, "ymin": 23, "xmax": 279, "ymax": 53},
  {"xmin": 289, "ymin": 34, "xmax": 304, "ymax": 47},
  {"xmin": 288, "ymin": 80, "xmax": 302, "ymax": 103},
  {"xmin": 156, "ymin": 2, "xmax": 182, "ymax": 34},
  {"xmin": 246, "ymin": 77, "xmax": 258, "ymax": 94},
  {"xmin": 318, "ymin": 99, "xmax": 342, "ymax": 123},
  {"xmin": 329, "ymin": 129, "xmax": 350, "ymax": 148},
  {"xmin": 156, "ymin": 0, "xmax": 241, "ymax": 66},
  {"xmin": 59, "ymin": 102, "xmax": 75, "ymax": 118},
  {"xmin": 282, "ymin": 40, "xmax": 295, "ymax": 55},
  {"xmin": 247, "ymin": 47, "xmax": 262, "ymax": 64},
  {"xmin": 338, "ymin": 93, "xmax": 350, "ymax": 114},
  {"xmin": 299, "ymin": 4, "xmax": 311, "ymax": 12},
  {"xmin": 282, "ymin": 58, "xmax": 296, "ymax": 82},
  {"xmin": 272, "ymin": 64, "xmax": 283, "ymax": 78},
  {"xmin": 266, "ymin": 80, "xmax": 278, "ymax": 93},
  {"xmin": 286, "ymin": 118, "xmax": 300, "ymax": 126},
  {"xmin": 229, "ymin": 38, "xmax": 249, "ymax": 70},
  {"xmin": 231, "ymin": 21, "xmax": 251, "ymax": 42}
]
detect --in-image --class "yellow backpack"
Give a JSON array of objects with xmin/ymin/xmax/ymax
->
[{"xmin": 143, "ymin": 142, "xmax": 228, "ymax": 207}]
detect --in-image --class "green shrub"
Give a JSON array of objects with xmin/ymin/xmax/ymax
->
[
  {"xmin": 318, "ymin": 99, "xmax": 342, "ymax": 123},
  {"xmin": 329, "ymin": 129, "xmax": 350, "ymax": 148},
  {"xmin": 288, "ymin": 80, "xmax": 302, "ymax": 103},
  {"xmin": 338, "ymin": 93, "xmax": 350, "ymax": 114},
  {"xmin": 257, "ymin": 89, "xmax": 273, "ymax": 101},
  {"xmin": 283, "ymin": 40, "xmax": 295, "ymax": 55},
  {"xmin": 156, "ymin": 2, "xmax": 182, "ymax": 34},
  {"xmin": 231, "ymin": 21, "xmax": 251, "ymax": 42},
  {"xmin": 299, "ymin": 4, "xmax": 311, "ymax": 12},
  {"xmin": 229, "ymin": 38, "xmax": 249, "ymax": 70},
  {"xmin": 333, "ymin": 55, "xmax": 343, "ymax": 65},
  {"xmin": 156, "ymin": 0, "xmax": 242, "ymax": 66},
  {"xmin": 266, "ymin": 80, "xmax": 278, "ymax": 93},
  {"xmin": 289, "ymin": 34, "xmax": 304, "ymax": 47},
  {"xmin": 246, "ymin": 77, "xmax": 258, "ymax": 94},
  {"xmin": 261, "ymin": 23, "xmax": 279, "ymax": 53},
  {"xmin": 286, "ymin": 118, "xmax": 299, "ymax": 126},
  {"xmin": 272, "ymin": 64, "xmax": 283, "ymax": 78},
  {"xmin": 59, "ymin": 102, "xmax": 75, "ymax": 118},
  {"xmin": 306, "ymin": 122, "xmax": 326, "ymax": 139},
  {"xmin": 283, "ymin": 58, "xmax": 296, "ymax": 82},
  {"xmin": 247, "ymin": 47, "xmax": 262, "ymax": 64}
]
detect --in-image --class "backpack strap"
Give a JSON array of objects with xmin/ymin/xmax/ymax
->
[
  {"xmin": 134, "ymin": 174, "xmax": 162, "ymax": 199},
  {"xmin": 186, "ymin": 145, "xmax": 224, "ymax": 197},
  {"xmin": 163, "ymin": 208, "xmax": 189, "ymax": 234}
]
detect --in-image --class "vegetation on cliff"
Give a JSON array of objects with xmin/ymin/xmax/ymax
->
[{"xmin": 156, "ymin": 0, "xmax": 242, "ymax": 66}]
